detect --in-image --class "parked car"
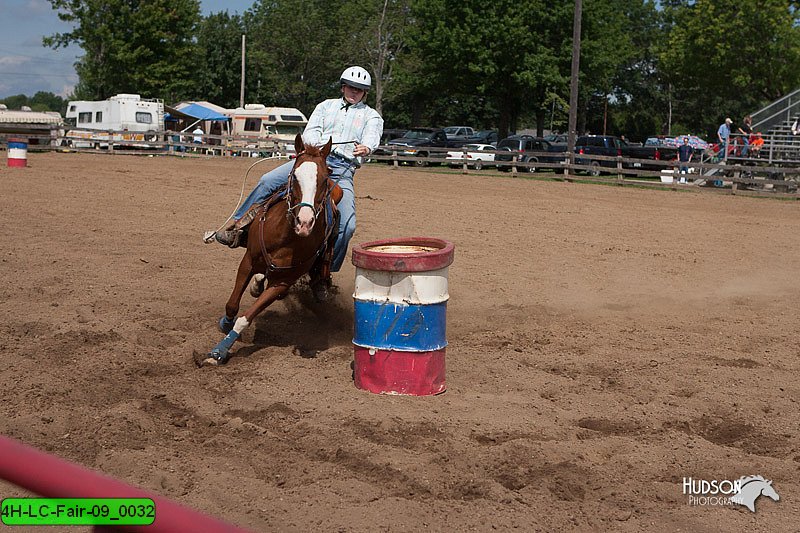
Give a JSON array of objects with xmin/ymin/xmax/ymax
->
[
  {"xmin": 446, "ymin": 143, "xmax": 496, "ymax": 170},
  {"xmin": 575, "ymin": 135, "xmax": 675, "ymax": 175},
  {"xmin": 495, "ymin": 135, "xmax": 560, "ymax": 172},
  {"xmin": 380, "ymin": 128, "xmax": 408, "ymax": 145},
  {"xmin": 466, "ymin": 130, "xmax": 499, "ymax": 145},
  {"xmin": 544, "ymin": 133, "xmax": 568, "ymax": 147},
  {"xmin": 443, "ymin": 126, "xmax": 476, "ymax": 141},
  {"xmin": 386, "ymin": 127, "xmax": 469, "ymax": 165},
  {"xmin": 369, "ymin": 128, "xmax": 408, "ymax": 161}
]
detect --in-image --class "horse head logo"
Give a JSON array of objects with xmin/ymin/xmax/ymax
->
[{"xmin": 731, "ymin": 475, "xmax": 780, "ymax": 513}]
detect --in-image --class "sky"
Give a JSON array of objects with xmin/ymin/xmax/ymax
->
[{"xmin": 0, "ymin": 0, "xmax": 254, "ymax": 99}]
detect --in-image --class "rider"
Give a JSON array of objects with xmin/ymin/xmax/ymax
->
[{"xmin": 206, "ymin": 66, "xmax": 384, "ymax": 298}]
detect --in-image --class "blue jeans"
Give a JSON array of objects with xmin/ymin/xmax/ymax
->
[{"xmin": 234, "ymin": 156, "xmax": 357, "ymax": 273}]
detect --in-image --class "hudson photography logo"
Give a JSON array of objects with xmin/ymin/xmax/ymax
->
[{"xmin": 682, "ymin": 475, "xmax": 780, "ymax": 512}]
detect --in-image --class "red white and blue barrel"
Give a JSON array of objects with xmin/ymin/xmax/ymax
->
[
  {"xmin": 7, "ymin": 138, "xmax": 28, "ymax": 167},
  {"xmin": 351, "ymin": 237, "xmax": 455, "ymax": 395}
]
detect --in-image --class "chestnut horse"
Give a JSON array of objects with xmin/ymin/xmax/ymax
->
[{"xmin": 198, "ymin": 134, "xmax": 341, "ymax": 366}]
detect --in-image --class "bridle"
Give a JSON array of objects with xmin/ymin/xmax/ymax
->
[{"xmin": 284, "ymin": 150, "xmax": 332, "ymax": 227}]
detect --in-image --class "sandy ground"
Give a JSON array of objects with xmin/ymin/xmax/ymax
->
[{"xmin": 1, "ymin": 152, "xmax": 799, "ymax": 532}]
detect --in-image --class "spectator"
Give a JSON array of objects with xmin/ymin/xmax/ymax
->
[
  {"xmin": 792, "ymin": 118, "xmax": 799, "ymax": 136},
  {"xmin": 677, "ymin": 136, "xmax": 693, "ymax": 183},
  {"xmin": 738, "ymin": 115, "xmax": 753, "ymax": 157},
  {"xmin": 717, "ymin": 118, "xmax": 732, "ymax": 161},
  {"xmin": 192, "ymin": 126, "xmax": 204, "ymax": 144}
]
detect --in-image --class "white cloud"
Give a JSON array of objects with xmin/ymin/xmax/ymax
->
[{"xmin": 0, "ymin": 55, "xmax": 27, "ymax": 67}]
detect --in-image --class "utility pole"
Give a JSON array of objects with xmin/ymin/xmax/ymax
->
[
  {"xmin": 566, "ymin": 0, "xmax": 582, "ymax": 176},
  {"xmin": 240, "ymin": 34, "xmax": 246, "ymax": 108}
]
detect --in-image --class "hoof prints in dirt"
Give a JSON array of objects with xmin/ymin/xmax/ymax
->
[
  {"xmin": 665, "ymin": 415, "xmax": 792, "ymax": 458},
  {"xmin": 576, "ymin": 417, "xmax": 643, "ymax": 437},
  {"xmin": 346, "ymin": 418, "xmax": 445, "ymax": 449}
]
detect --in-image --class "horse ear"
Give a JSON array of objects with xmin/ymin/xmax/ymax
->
[
  {"xmin": 321, "ymin": 137, "xmax": 332, "ymax": 159},
  {"xmin": 295, "ymin": 133, "xmax": 305, "ymax": 154}
]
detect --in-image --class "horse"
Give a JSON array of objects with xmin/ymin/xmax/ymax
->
[
  {"xmin": 197, "ymin": 134, "xmax": 341, "ymax": 366},
  {"xmin": 731, "ymin": 475, "xmax": 780, "ymax": 513}
]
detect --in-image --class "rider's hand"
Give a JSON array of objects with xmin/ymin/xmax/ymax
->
[{"xmin": 353, "ymin": 143, "xmax": 370, "ymax": 157}]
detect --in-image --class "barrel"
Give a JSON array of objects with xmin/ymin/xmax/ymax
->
[
  {"xmin": 7, "ymin": 138, "xmax": 28, "ymax": 167},
  {"xmin": 351, "ymin": 237, "xmax": 455, "ymax": 395}
]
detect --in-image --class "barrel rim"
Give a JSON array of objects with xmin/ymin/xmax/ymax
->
[{"xmin": 352, "ymin": 237, "xmax": 454, "ymax": 272}]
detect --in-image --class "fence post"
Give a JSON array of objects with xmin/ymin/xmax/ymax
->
[
  {"xmin": 461, "ymin": 147, "xmax": 468, "ymax": 174},
  {"xmin": 392, "ymin": 150, "xmax": 398, "ymax": 169},
  {"xmin": 616, "ymin": 155, "xmax": 623, "ymax": 181},
  {"xmin": 511, "ymin": 154, "xmax": 518, "ymax": 176}
]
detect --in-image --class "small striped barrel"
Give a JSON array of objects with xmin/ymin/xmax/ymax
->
[
  {"xmin": 351, "ymin": 237, "xmax": 455, "ymax": 395},
  {"xmin": 7, "ymin": 138, "xmax": 28, "ymax": 167}
]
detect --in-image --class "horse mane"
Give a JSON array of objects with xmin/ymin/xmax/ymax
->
[{"xmin": 739, "ymin": 475, "xmax": 768, "ymax": 485}]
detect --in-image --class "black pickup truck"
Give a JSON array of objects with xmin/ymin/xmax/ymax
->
[
  {"xmin": 382, "ymin": 127, "xmax": 471, "ymax": 165},
  {"xmin": 575, "ymin": 135, "xmax": 676, "ymax": 175}
]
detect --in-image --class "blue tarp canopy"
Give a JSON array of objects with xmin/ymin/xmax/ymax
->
[{"xmin": 165, "ymin": 103, "xmax": 229, "ymax": 122}]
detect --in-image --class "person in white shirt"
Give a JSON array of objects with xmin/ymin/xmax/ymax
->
[
  {"xmin": 192, "ymin": 127, "xmax": 204, "ymax": 143},
  {"xmin": 205, "ymin": 66, "xmax": 384, "ymax": 298}
]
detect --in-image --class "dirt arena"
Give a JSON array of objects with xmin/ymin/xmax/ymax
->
[{"xmin": 1, "ymin": 152, "xmax": 799, "ymax": 531}]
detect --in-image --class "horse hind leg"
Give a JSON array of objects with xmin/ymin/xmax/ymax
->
[{"xmin": 223, "ymin": 252, "xmax": 256, "ymax": 326}]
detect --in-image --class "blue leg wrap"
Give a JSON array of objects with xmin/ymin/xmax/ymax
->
[
  {"xmin": 219, "ymin": 315, "xmax": 235, "ymax": 334},
  {"xmin": 209, "ymin": 330, "xmax": 241, "ymax": 363}
]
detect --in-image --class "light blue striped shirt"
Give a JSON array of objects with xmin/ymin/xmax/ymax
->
[{"xmin": 302, "ymin": 98, "xmax": 384, "ymax": 165}]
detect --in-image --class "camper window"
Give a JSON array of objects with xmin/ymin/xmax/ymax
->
[
  {"xmin": 281, "ymin": 115, "xmax": 304, "ymax": 121},
  {"xmin": 95, "ymin": 111, "xmax": 103, "ymax": 122},
  {"xmin": 135, "ymin": 112, "xmax": 152, "ymax": 124},
  {"xmin": 78, "ymin": 112, "xmax": 92, "ymax": 124},
  {"xmin": 276, "ymin": 125, "xmax": 303, "ymax": 136},
  {"xmin": 244, "ymin": 118, "xmax": 262, "ymax": 132}
]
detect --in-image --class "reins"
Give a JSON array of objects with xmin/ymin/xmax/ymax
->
[{"xmin": 258, "ymin": 149, "xmax": 335, "ymax": 274}]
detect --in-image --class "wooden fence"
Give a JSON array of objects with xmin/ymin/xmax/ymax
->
[{"xmin": 2, "ymin": 131, "xmax": 799, "ymax": 197}]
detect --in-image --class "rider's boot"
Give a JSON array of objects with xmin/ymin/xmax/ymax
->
[{"xmin": 206, "ymin": 204, "xmax": 261, "ymax": 248}]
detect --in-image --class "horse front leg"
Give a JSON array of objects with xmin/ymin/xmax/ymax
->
[
  {"xmin": 218, "ymin": 252, "xmax": 255, "ymax": 335},
  {"xmin": 200, "ymin": 281, "xmax": 291, "ymax": 366}
]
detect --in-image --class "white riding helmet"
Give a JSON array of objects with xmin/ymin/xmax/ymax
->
[{"xmin": 340, "ymin": 66, "xmax": 371, "ymax": 90}]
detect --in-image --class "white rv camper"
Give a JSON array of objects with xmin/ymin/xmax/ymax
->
[
  {"xmin": 64, "ymin": 94, "xmax": 164, "ymax": 148},
  {"xmin": 227, "ymin": 104, "xmax": 308, "ymax": 156}
]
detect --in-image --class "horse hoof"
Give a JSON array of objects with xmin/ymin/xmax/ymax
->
[
  {"xmin": 192, "ymin": 349, "xmax": 228, "ymax": 367},
  {"xmin": 218, "ymin": 316, "xmax": 235, "ymax": 334},
  {"xmin": 249, "ymin": 273, "xmax": 266, "ymax": 298}
]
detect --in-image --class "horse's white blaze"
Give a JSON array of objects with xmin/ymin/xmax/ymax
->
[
  {"xmin": 294, "ymin": 161, "xmax": 318, "ymax": 234},
  {"xmin": 233, "ymin": 316, "xmax": 250, "ymax": 334}
]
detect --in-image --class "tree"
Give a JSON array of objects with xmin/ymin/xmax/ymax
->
[
  {"xmin": 407, "ymin": 0, "xmax": 572, "ymax": 137},
  {"xmin": 659, "ymin": 0, "xmax": 800, "ymax": 136},
  {"xmin": 336, "ymin": 0, "xmax": 413, "ymax": 115},
  {"xmin": 194, "ymin": 12, "xmax": 246, "ymax": 108},
  {"xmin": 0, "ymin": 92, "xmax": 67, "ymax": 113},
  {"xmin": 44, "ymin": 0, "xmax": 202, "ymax": 103},
  {"xmin": 244, "ymin": 0, "xmax": 347, "ymax": 114}
]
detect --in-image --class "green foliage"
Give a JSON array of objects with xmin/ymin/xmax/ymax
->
[
  {"xmin": 243, "ymin": 0, "xmax": 349, "ymax": 114},
  {"xmin": 194, "ymin": 12, "xmax": 246, "ymax": 108},
  {"xmin": 0, "ymin": 92, "xmax": 68, "ymax": 114},
  {"xmin": 45, "ymin": 0, "xmax": 202, "ymax": 102},
  {"xmin": 38, "ymin": 0, "xmax": 800, "ymax": 140},
  {"xmin": 406, "ymin": 0, "xmax": 572, "ymax": 136},
  {"xmin": 659, "ymin": 0, "xmax": 800, "ymax": 136}
]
